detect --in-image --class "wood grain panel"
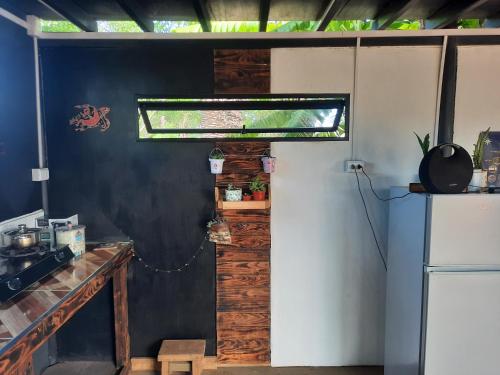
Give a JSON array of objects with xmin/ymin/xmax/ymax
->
[
  {"xmin": 214, "ymin": 50, "xmax": 270, "ymax": 94},
  {"xmin": 217, "ymin": 274, "xmax": 269, "ymax": 289},
  {"xmin": 225, "ymin": 223, "xmax": 270, "ymax": 237},
  {"xmin": 219, "ymin": 210, "xmax": 270, "ymax": 223},
  {"xmin": 216, "ymin": 172, "xmax": 269, "ymax": 187},
  {"xmin": 217, "ymin": 261, "xmax": 269, "ymax": 275},
  {"xmin": 218, "ymin": 351, "xmax": 270, "ymax": 365},
  {"xmin": 217, "ymin": 247, "xmax": 269, "ymax": 261},
  {"xmin": 223, "ymin": 235, "xmax": 271, "ymax": 249},
  {"xmin": 216, "ymin": 142, "xmax": 269, "ymax": 156},
  {"xmin": 217, "ymin": 313, "xmax": 270, "ymax": 329},
  {"xmin": 217, "ymin": 289, "xmax": 269, "ymax": 312},
  {"xmin": 215, "ymin": 142, "xmax": 270, "ymax": 365}
]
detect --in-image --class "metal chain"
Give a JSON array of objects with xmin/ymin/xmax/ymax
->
[{"xmin": 133, "ymin": 234, "xmax": 209, "ymax": 273}]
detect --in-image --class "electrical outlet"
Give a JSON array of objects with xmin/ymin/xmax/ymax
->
[{"xmin": 345, "ymin": 160, "xmax": 365, "ymax": 173}]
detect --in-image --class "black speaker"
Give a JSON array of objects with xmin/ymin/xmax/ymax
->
[{"xmin": 419, "ymin": 143, "xmax": 473, "ymax": 194}]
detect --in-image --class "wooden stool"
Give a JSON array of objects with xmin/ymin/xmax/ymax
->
[{"xmin": 158, "ymin": 339, "xmax": 206, "ymax": 375}]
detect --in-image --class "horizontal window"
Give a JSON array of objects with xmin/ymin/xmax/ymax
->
[{"xmin": 137, "ymin": 96, "xmax": 349, "ymax": 141}]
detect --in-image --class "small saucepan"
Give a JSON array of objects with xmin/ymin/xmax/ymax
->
[{"xmin": 3, "ymin": 224, "xmax": 41, "ymax": 249}]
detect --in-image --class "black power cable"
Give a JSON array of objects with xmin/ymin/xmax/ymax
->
[
  {"xmin": 354, "ymin": 168, "xmax": 387, "ymax": 271},
  {"xmin": 361, "ymin": 167, "xmax": 413, "ymax": 201}
]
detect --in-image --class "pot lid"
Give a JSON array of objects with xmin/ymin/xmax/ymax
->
[{"xmin": 3, "ymin": 224, "xmax": 41, "ymax": 236}]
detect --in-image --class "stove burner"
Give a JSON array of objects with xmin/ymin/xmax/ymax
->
[{"xmin": 0, "ymin": 244, "xmax": 50, "ymax": 259}]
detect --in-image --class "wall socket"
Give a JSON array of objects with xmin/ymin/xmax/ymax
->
[{"xmin": 345, "ymin": 160, "xmax": 365, "ymax": 173}]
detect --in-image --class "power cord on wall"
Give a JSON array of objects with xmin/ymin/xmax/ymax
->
[{"xmin": 353, "ymin": 168, "xmax": 388, "ymax": 271}]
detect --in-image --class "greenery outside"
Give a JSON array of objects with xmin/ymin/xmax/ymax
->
[{"xmin": 138, "ymin": 98, "xmax": 347, "ymax": 140}]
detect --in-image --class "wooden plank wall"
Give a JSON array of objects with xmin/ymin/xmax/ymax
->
[
  {"xmin": 215, "ymin": 142, "xmax": 271, "ymax": 365},
  {"xmin": 214, "ymin": 49, "xmax": 271, "ymax": 94}
]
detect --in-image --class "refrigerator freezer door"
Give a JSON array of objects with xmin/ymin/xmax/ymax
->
[
  {"xmin": 426, "ymin": 194, "xmax": 500, "ymax": 266},
  {"xmin": 423, "ymin": 271, "xmax": 500, "ymax": 375}
]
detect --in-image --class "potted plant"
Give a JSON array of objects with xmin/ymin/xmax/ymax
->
[
  {"xmin": 209, "ymin": 148, "xmax": 225, "ymax": 174},
  {"xmin": 261, "ymin": 149, "xmax": 276, "ymax": 173},
  {"xmin": 243, "ymin": 192, "xmax": 252, "ymax": 201},
  {"xmin": 414, "ymin": 132, "xmax": 430, "ymax": 156},
  {"xmin": 470, "ymin": 127, "xmax": 491, "ymax": 192},
  {"xmin": 249, "ymin": 176, "xmax": 266, "ymax": 201},
  {"xmin": 225, "ymin": 184, "xmax": 242, "ymax": 201}
]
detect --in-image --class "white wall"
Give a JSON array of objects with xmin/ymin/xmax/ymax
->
[
  {"xmin": 270, "ymin": 46, "xmax": 441, "ymax": 366},
  {"xmin": 454, "ymin": 45, "xmax": 500, "ymax": 154}
]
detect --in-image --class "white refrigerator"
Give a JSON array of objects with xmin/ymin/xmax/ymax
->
[{"xmin": 385, "ymin": 188, "xmax": 500, "ymax": 375}]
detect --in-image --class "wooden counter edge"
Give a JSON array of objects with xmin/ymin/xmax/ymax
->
[{"xmin": 0, "ymin": 243, "xmax": 134, "ymax": 375}]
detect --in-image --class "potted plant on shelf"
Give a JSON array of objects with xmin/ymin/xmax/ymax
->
[
  {"xmin": 261, "ymin": 149, "xmax": 277, "ymax": 173},
  {"xmin": 208, "ymin": 147, "xmax": 225, "ymax": 174},
  {"xmin": 243, "ymin": 192, "xmax": 252, "ymax": 201},
  {"xmin": 470, "ymin": 127, "xmax": 491, "ymax": 192},
  {"xmin": 249, "ymin": 176, "xmax": 266, "ymax": 201},
  {"xmin": 225, "ymin": 184, "xmax": 242, "ymax": 201}
]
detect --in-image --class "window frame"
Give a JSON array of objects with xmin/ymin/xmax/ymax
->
[{"xmin": 136, "ymin": 93, "xmax": 350, "ymax": 142}]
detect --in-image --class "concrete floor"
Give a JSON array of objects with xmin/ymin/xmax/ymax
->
[{"xmin": 41, "ymin": 362, "xmax": 383, "ymax": 375}]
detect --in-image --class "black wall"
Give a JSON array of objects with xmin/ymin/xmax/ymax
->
[
  {"xmin": 0, "ymin": 18, "xmax": 41, "ymax": 221},
  {"xmin": 40, "ymin": 41, "xmax": 216, "ymax": 357}
]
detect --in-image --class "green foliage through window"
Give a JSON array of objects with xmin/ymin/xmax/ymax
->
[{"xmin": 138, "ymin": 97, "xmax": 348, "ymax": 140}]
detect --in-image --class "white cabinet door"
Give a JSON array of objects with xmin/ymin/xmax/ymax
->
[
  {"xmin": 426, "ymin": 194, "xmax": 500, "ymax": 266},
  {"xmin": 424, "ymin": 271, "xmax": 500, "ymax": 375}
]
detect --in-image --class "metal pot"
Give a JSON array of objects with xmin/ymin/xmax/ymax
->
[{"xmin": 3, "ymin": 224, "xmax": 41, "ymax": 249}]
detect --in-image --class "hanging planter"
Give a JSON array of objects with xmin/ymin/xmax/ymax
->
[
  {"xmin": 207, "ymin": 217, "xmax": 231, "ymax": 245},
  {"xmin": 209, "ymin": 147, "xmax": 225, "ymax": 174},
  {"xmin": 261, "ymin": 149, "xmax": 276, "ymax": 173}
]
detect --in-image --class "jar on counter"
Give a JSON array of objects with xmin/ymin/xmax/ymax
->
[{"xmin": 55, "ymin": 224, "xmax": 86, "ymax": 256}]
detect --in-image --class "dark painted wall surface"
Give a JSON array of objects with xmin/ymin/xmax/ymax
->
[
  {"xmin": 0, "ymin": 18, "xmax": 41, "ymax": 221},
  {"xmin": 56, "ymin": 283, "xmax": 115, "ymax": 361},
  {"xmin": 40, "ymin": 41, "xmax": 216, "ymax": 357}
]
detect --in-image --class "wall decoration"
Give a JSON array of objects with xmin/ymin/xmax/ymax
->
[
  {"xmin": 69, "ymin": 104, "xmax": 111, "ymax": 132},
  {"xmin": 483, "ymin": 131, "xmax": 500, "ymax": 187}
]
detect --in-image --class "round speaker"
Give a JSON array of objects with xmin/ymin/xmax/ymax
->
[{"xmin": 419, "ymin": 143, "xmax": 473, "ymax": 194}]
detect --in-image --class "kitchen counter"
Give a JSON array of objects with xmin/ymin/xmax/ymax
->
[{"xmin": 0, "ymin": 242, "xmax": 133, "ymax": 375}]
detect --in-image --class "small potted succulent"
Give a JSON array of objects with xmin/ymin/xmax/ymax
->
[
  {"xmin": 209, "ymin": 148, "xmax": 225, "ymax": 174},
  {"xmin": 470, "ymin": 127, "xmax": 491, "ymax": 192},
  {"xmin": 249, "ymin": 176, "xmax": 266, "ymax": 201},
  {"xmin": 225, "ymin": 184, "xmax": 242, "ymax": 201},
  {"xmin": 414, "ymin": 132, "xmax": 430, "ymax": 156},
  {"xmin": 243, "ymin": 192, "xmax": 252, "ymax": 201},
  {"xmin": 261, "ymin": 149, "xmax": 276, "ymax": 173}
]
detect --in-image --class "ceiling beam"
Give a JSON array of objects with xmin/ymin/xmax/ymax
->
[
  {"xmin": 192, "ymin": 0, "xmax": 211, "ymax": 32},
  {"xmin": 38, "ymin": 0, "xmax": 97, "ymax": 32},
  {"xmin": 426, "ymin": 0, "xmax": 490, "ymax": 29},
  {"xmin": 259, "ymin": 0, "xmax": 271, "ymax": 32},
  {"xmin": 375, "ymin": 0, "xmax": 420, "ymax": 30},
  {"xmin": 116, "ymin": 0, "xmax": 154, "ymax": 32},
  {"xmin": 315, "ymin": 0, "xmax": 351, "ymax": 31}
]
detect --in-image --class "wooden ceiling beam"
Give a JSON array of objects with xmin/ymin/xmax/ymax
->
[
  {"xmin": 426, "ymin": 0, "xmax": 490, "ymax": 29},
  {"xmin": 315, "ymin": 0, "xmax": 351, "ymax": 31},
  {"xmin": 259, "ymin": 0, "xmax": 271, "ymax": 32},
  {"xmin": 192, "ymin": 0, "xmax": 211, "ymax": 32},
  {"xmin": 375, "ymin": 0, "xmax": 421, "ymax": 30},
  {"xmin": 37, "ymin": 0, "xmax": 97, "ymax": 32},
  {"xmin": 116, "ymin": 0, "xmax": 154, "ymax": 32}
]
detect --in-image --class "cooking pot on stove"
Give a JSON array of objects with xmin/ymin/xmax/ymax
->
[{"xmin": 2, "ymin": 224, "xmax": 41, "ymax": 249}]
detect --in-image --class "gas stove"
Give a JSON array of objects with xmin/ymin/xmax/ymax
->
[{"xmin": 0, "ymin": 244, "xmax": 74, "ymax": 303}]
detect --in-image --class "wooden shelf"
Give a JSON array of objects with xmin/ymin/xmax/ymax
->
[{"xmin": 215, "ymin": 187, "xmax": 271, "ymax": 210}]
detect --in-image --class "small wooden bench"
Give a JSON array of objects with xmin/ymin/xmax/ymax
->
[{"xmin": 158, "ymin": 339, "xmax": 206, "ymax": 375}]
